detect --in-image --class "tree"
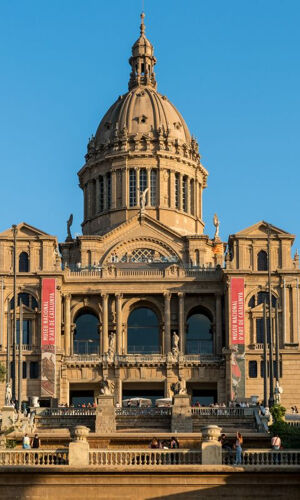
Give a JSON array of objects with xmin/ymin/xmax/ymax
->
[{"xmin": 0, "ymin": 363, "xmax": 6, "ymax": 383}]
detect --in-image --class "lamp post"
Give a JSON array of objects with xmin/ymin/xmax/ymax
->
[
  {"xmin": 267, "ymin": 224, "xmax": 274, "ymax": 407},
  {"xmin": 12, "ymin": 224, "xmax": 17, "ymax": 402}
]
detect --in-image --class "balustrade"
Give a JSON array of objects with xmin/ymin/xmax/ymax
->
[
  {"xmin": 222, "ymin": 449, "xmax": 300, "ymax": 466},
  {"xmin": 42, "ymin": 408, "xmax": 96, "ymax": 416},
  {"xmin": 89, "ymin": 449, "xmax": 202, "ymax": 466},
  {"xmin": 115, "ymin": 407, "xmax": 172, "ymax": 417},
  {"xmin": 191, "ymin": 407, "xmax": 254, "ymax": 417},
  {"xmin": 0, "ymin": 449, "xmax": 68, "ymax": 466}
]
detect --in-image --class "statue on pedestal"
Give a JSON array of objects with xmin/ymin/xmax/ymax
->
[
  {"xmin": 107, "ymin": 331, "xmax": 115, "ymax": 362},
  {"xmin": 213, "ymin": 213, "xmax": 220, "ymax": 240},
  {"xmin": 171, "ymin": 376, "xmax": 187, "ymax": 396},
  {"xmin": 274, "ymin": 381, "xmax": 283, "ymax": 404},
  {"xmin": 99, "ymin": 375, "xmax": 115, "ymax": 396},
  {"xmin": 172, "ymin": 331, "xmax": 180, "ymax": 355}
]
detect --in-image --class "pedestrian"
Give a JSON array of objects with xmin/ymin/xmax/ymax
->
[
  {"xmin": 31, "ymin": 433, "xmax": 40, "ymax": 449},
  {"xmin": 22, "ymin": 433, "xmax": 31, "ymax": 450},
  {"xmin": 233, "ymin": 432, "xmax": 243, "ymax": 465},
  {"xmin": 219, "ymin": 433, "xmax": 231, "ymax": 452},
  {"xmin": 271, "ymin": 434, "xmax": 281, "ymax": 451},
  {"xmin": 170, "ymin": 436, "xmax": 179, "ymax": 449},
  {"xmin": 149, "ymin": 438, "xmax": 159, "ymax": 449}
]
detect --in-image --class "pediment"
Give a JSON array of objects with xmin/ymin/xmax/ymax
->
[
  {"xmin": 0, "ymin": 222, "xmax": 50, "ymax": 239},
  {"xmin": 231, "ymin": 221, "xmax": 294, "ymax": 239}
]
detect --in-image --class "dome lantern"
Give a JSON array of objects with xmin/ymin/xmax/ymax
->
[{"xmin": 128, "ymin": 13, "xmax": 157, "ymax": 90}]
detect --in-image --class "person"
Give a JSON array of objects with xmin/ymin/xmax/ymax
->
[
  {"xmin": 233, "ymin": 432, "xmax": 243, "ymax": 465},
  {"xmin": 271, "ymin": 434, "xmax": 281, "ymax": 451},
  {"xmin": 31, "ymin": 434, "xmax": 40, "ymax": 449},
  {"xmin": 149, "ymin": 438, "xmax": 160, "ymax": 449},
  {"xmin": 170, "ymin": 437, "xmax": 179, "ymax": 449},
  {"xmin": 219, "ymin": 433, "xmax": 231, "ymax": 452},
  {"xmin": 22, "ymin": 433, "xmax": 31, "ymax": 450}
]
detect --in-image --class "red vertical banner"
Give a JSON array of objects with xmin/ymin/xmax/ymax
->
[
  {"xmin": 230, "ymin": 278, "xmax": 245, "ymax": 400},
  {"xmin": 41, "ymin": 278, "xmax": 56, "ymax": 397}
]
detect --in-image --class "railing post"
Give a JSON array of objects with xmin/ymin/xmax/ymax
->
[
  {"xmin": 201, "ymin": 425, "xmax": 222, "ymax": 465},
  {"xmin": 68, "ymin": 425, "xmax": 90, "ymax": 467}
]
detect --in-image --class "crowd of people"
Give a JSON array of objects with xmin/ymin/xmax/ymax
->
[{"xmin": 149, "ymin": 437, "xmax": 179, "ymax": 449}]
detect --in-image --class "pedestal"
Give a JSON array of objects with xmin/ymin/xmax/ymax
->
[
  {"xmin": 69, "ymin": 425, "xmax": 90, "ymax": 467},
  {"xmin": 1, "ymin": 406, "xmax": 15, "ymax": 431},
  {"xmin": 201, "ymin": 425, "xmax": 222, "ymax": 465},
  {"xmin": 171, "ymin": 394, "xmax": 192, "ymax": 433},
  {"xmin": 96, "ymin": 395, "xmax": 116, "ymax": 433}
]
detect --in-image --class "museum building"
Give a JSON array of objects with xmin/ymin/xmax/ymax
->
[{"xmin": 0, "ymin": 15, "xmax": 299, "ymax": 409}]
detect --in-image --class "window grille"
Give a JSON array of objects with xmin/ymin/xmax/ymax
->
[
  {"xmin": 175, "ymin": 173, "xmax": 179, "ymax": 209},
  {"xmin": 106, "ymin": 173, "xmax": 111, "ymax": 210},
  {"xmin": 182, "ymin": 176, "xmax": 188, "ymax": 212},
  {"xmin": 129, "ymin": 169, "xmax": 137, "ymax": 207},
  {"xmin": 99, "ymin": 176, "xmax": 104, "ymax": 212},
  {"xmin": 150, "ymin": 169, "xmax": 157, "ymax": 206},
  {"xmin": 139, "ymin": 168, "xmax": 147, "ymax": 194}
]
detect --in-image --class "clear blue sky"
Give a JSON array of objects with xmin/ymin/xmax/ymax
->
[{"xmin": 0, "ymin": 0, "xmax": 299, "ymax": 249}]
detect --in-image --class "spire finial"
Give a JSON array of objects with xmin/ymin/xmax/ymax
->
[{"xmin": 140, "ymin": 12, "xmax": 145, "ymax": 36}]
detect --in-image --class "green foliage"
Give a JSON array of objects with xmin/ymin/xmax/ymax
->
[
  {"xmin": 270, "ymin": 404, "xmax": 286, "ymax": 422},
  {"xmin": 5, "ymin": 440, "xmax": 16, "ymax": 449},
  {"xmin": 0, "ymin": 363, "xmax": 6, "ymax": 383},
  {"xmin": 270, "ymin": 404, "xmax": 300, "ymax": 449}
]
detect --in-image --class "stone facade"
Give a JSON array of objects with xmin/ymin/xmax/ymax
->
[{"xmin": 0, "ymin": 14, "xmax": 299, "ymax": 410}]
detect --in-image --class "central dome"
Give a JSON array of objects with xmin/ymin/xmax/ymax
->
[
  {"xmin": 79, "ymin": 13, "xmax": 207, "ymax": 238},
  {"xmin": 95, "ymin": 86, "xmax": 191, "ymax": 146}
]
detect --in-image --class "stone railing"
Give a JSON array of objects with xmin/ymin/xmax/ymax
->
[
  {"xmin": 222, "ymin": 449, "xmax": 300, "ymax": 466},
  {"xmin": 191, "ymin": 407, "xmax": 254, "ymax": 417},
  {"xmin": 66, "ymin": 266, "xmax": 222, "ymax": 281},
  {"xmin": 0, "ymin": 449, "xmax": 69, "ymax": 466},
  {"xmin": 89, "ymin": 449, "xmax": 202, "ymax": 466},
  {"xmin": 115, "ymin": 407, "xmax": 172, "ymax": 417},
  {"xmin": 41, "ymin": 408, "xmax": 96, "ymax": 416}
]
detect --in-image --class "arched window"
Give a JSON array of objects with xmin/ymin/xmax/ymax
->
[
  {"xmin": 182, "ymin": 176, "xmax": 188, "ymax": 212},
  {"xmin": 19, "ymin": 252, "xmax": 29, "ymax": 272},
  {"xmin": 190, "ymin": 179, "xmax": 194, "ymax": 215},
  {"xmin": 186, "ymin": 308, "xmax": 213, "ymax": 354},
  {"xmin": 10, "ymin": 292, "xmax": 38, "ymax": 310},
  {"xmin": 257, "ymin": 250, "xmax": 268, "ymax": 271},
  {"xmin": 139, "ymin": 168, "xmax": 147, "ymax": 193},
  {"xmin": 73, "ymin": 310, "xmax": 100, "ymax": 355},
  {"xmin": 127, "ymin": 307, "xmax": 160, "ymax": 354}
]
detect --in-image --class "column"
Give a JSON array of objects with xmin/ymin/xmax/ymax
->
[
  {"xmin": 178, "ymin": 293, "xmax": 185, "ymax": 353},
  {"xmin": 64, "ymin": 294, "xmax": 71, "ymax": 356},
  {"xmin": 164, "ymin": 293, "xmax": 171, "ymax": 354},
  {"xmin": 111, "ymin": 170, "xmax": 117, "ymax": 209},
  {"xmin": 146, "ymin": 168, "xmax": 151, "ymax": 207},
  {"xmin": 215, "ymin": 293, "xmax": 222, "ymax": 355},
  {"xmin": 102, "ymin": 294, "xmax": 109, "ymax": 354},
  {"xmin": 170, "ymin": 170, "xmax": 175, "ymax": 208},
  {"xmin": 103, "ymin": 175, "xmax": 107, "ymax": 211},
  {"xmin": 292, "ymin": 284, "xmax": 297, "ymax": 344},
  {"xmin": 116, "ymin": 294, "xmax": 123, "ymax": 354},
  {"xmin": 186, "ymin": 178, "xmax": 190, "ymax": 213},
  {"xmin": 195, "ymin": 180, "xmax": 199, "ymax": 218}
]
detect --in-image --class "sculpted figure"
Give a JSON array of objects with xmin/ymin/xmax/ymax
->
[
  {"xmin": 107, "ymin": 331, "xmax": 116, "ymax": 361},
  {"xmin": 274, "ymin": 381, "xmax": 283, "ymax": 404},
  {"xmin": 66, "ymin": 214, "xmax": 73, "ymax": 241},
  {"xmin": 178, "ymin": 375, "xmax": 187, "ymax": 395},
  {"xmin": 5, "ymin": 382, "xmax": 12, "ymax": 406},
  {"xmin": 213, "ymin": 213, "xmax": 220, "ymax": 239},
  {"xmin": 140, "ymin": 188, "xmax": 149, "ymax": 212},
  {"xmin": 100, "ymin": 375, "xmax": 114, "ymax": 396},
  {"xmin": 172, "ymin": 331, "xmax": 180, "ymax": 355}
]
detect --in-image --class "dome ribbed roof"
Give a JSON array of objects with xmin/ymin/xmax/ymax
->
[{"xmin": 95, "ymin": 86, "xmax": 191, "ymax": 146}]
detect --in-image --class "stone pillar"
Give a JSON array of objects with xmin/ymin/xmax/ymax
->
[
  {"xmin": 122, "ymin": 168, "xmax": 127, "ymax": 208},
  {"xmin": 64, "ymin": 294, "xmax": 71, "ymax": 356},
  {"xmin": 170, "ymin": 170, "xmax": 175, "ymax": 208},
  {"xmin": 116, "ymin": 294, "xmax": 123, "ymax": 354},
  {"xmin": 178, "ymin": 293, "xmax": 185, "ymax": 353},
  {"xmin": 102, "ymin": 294, "xmax": 109, "ymax": 354},
  {"xmin": 96, "ymin": 395, "xmax": 116, "ymax": 433},
  {"xmin": 164, "ymin": 293, "xmax": 171, "ymax": 354},
  {"xmin": 201, "ymin": 425, "xmax": 222, "ymax": 465},
  {"xmin": 292, "ymin": 284, "xmax": 298, "ymax": 344},
  {"xmin": 171, "ymin": 394, "xmax": 192, "ymax": 432},
  {"xmin": 95, "ymin": 177, "xmax": 100, "ymax": 213},
  {"xmin": 186, "ymin": 178, "xmax": 190, "ymax": 213},
  {"xmin": 69, "ymin": 425, "xmax": 90, "ymax": 467},
  {"xmin": 215, "ymin": 293, "xmax": 222, "ymax": 355}
]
